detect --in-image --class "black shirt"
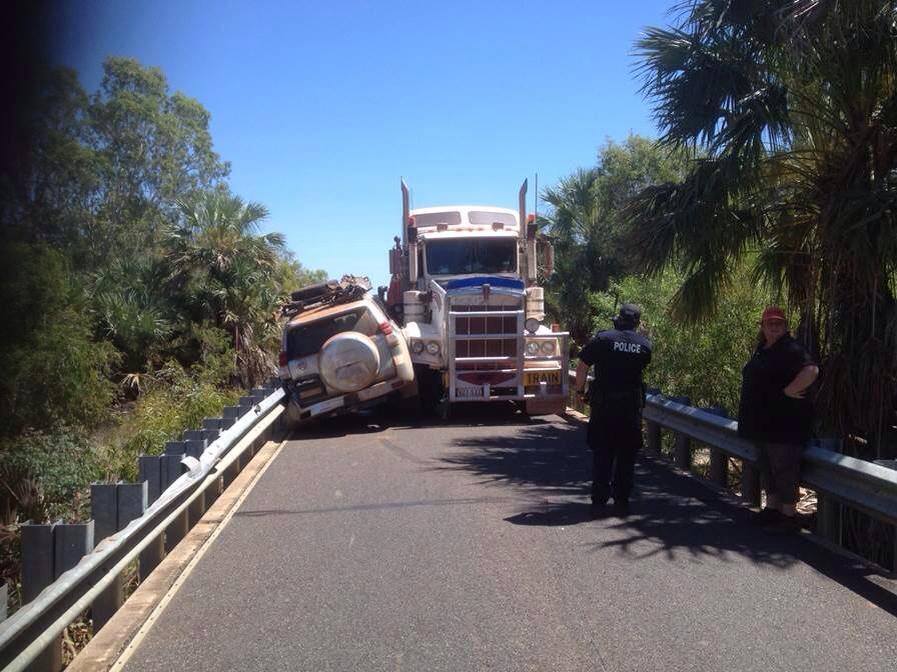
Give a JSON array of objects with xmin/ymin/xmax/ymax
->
[
  {"xmin": 737, "ymin": 334, "xmax": 815, "ymax": 444},
  {"xmin": 579, "ymin": 328, "xmax": 652, "ymax": 400}
]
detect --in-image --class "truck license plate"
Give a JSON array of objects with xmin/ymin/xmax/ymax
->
[
  {"xmin": 524, "ymin": 370, "xmax": 561, "ymax": 386},
  {"xmin": 455, "ymin": 385, "xmax": 485, "ymax": 399}
]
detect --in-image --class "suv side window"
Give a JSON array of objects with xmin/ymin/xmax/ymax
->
[{"xmin": 287, "ymin": 307, "xmax": 378, "ymax": 358}]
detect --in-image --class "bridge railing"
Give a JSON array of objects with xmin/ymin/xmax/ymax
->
[
  {"xmin": 569, "ymin": 371, "xmax": 897, "ymax": 570},
  {"xmin": 0, "ymin": 384, "xmax": 286, "ymax": 672}
]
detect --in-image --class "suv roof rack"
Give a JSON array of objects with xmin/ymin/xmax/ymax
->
[{"xmin": 281, "ymin": 275, "xmax": 372, "ymax": 318}]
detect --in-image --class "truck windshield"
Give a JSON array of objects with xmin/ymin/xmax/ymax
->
[{"xmin": 425, "ymin": 238, "xmax": 517, "ymax": 275}]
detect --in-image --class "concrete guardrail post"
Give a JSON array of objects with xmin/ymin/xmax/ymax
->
[
  {"xmin": 91, "ymin": 482, "xmax": 147, "ymax": 631},
  {"xmin": 164, "ymin": 440, "xmax": 185, "ymax": 456},
  {"xmin": 137, "ymin": 456, "xmax": 165, "ymax": 580},
  {"xmin": 161, "ymin": 454, "xmax": 188, "ymax": 552},
  {"xmin": 22, "ymin": 520, "xmax": 94, "ymax": 671},
  {"xmin": 183, "ymin": 438, "xmax": 207, "ymax": 459}
]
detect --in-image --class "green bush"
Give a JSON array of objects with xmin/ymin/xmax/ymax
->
[
  {"xmin": 0, "ymin": 429, "xmax": 102, "ymax": 524},
  {"xmin": 589, "ymin": 266, "xmax": 769, "ymax": 413},
  {"xmin": 105, "ymin": 354, "xmax": 240, "ymax": 481},
  {"xmin": 0, "ymin": 243, "xmax": 120, "ymax": 435}
]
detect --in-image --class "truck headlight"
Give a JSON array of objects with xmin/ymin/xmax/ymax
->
[
  {"xmin": 425, "ymin": 341, "xmax": 441, "ymax": 355},
  {"xmin": 540, "ymin": 340, "xmax": 556, "ymax": 355},
  {"xmin": 525, "ymin": 341, "xmax": 540, "ymax": 356},
  {"xmin": 411, "ymin": 340, "xmax": 425, "ymax": 355}
]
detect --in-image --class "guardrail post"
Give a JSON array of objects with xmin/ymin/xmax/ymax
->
[
  {"xmin": 53, "ymin": 521, "xmax": 94, "ymax": 576},
  {"xmin": 21, "ymin": 523, "xmax": 54, "ymax": 603},
  {"xmin": 1, "ymin": 582, "xmax": 6, "ymax": 623},
  {"xmin": 668, "ymin": 397, "xmax": 691, "ymax": 469},
  {"xmin": 645, "ymin": 421, "xmax": 661, "ymax": 453},
  {"xmin": 183, "ymin": 438, "xmax": 207, "ymax": 459},
  {"xmin": 188, "ymin": 489, "xmax": 206, "ymax": 528},
  {"xmin": 709, "ymin": 451, "xmax": 728, "ymax": 486},
  {"xmin": 673, "ymin": 433, "xmax": 691, "ymax": 470},
  {"xmin": 138, "ymin": 455, "xmax": 162, "ymax": 505},
  {"xmin": 161, "ymin": 454, "xmax": 189, "ymax": 552},
  {"xmin": 91, "ymin": 483, "xmax": 118, "ymax": 542},
  {"xmin": 202, "ymin": 417, "xmax": 221, "ymax": 431},
  {"xmin": 21, "ymin": 523, "xmax": 58, "ymax": 671},
  {"xmin": 813, "ymin": 438, "xmax": 845, "ymax": 546},
  {"xmin": 92, "ymin": 482, "xmax": 147, "ymax": 631},
  {"xmin": 700, "ymin": 406, "xmax": 730, "ymax": 486},
  {"xmin": 22, "ymin": 521, "xmax": 95, "ymax": 672},
  {"xmin": 137, "ymin": 456, "xmax": 165, "ymax": 581}
]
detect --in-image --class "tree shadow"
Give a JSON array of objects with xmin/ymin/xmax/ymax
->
[
  {"xmin": 288, "ymin": 401, "xmax": 550, "ymax": 440},
  {"xmin": 440, "ymin": 421, "xmax": 897, "ymax": 615},
  {"xmin": 438, "ymin": 421, "xmax": 589, "ymax": 496}
]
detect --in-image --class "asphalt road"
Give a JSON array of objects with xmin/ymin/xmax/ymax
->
[{"xmin": 123, "ymin": 405, "xmax": 897, "ymax": 672}]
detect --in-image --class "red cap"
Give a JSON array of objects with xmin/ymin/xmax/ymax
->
[{"xmin": 761, "ymin": 306, "xmax": 786, "ymax": 323}]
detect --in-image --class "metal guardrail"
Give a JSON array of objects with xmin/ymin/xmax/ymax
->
[
  {"xmin": 0, "ymin": 387, "xmax": 285, "ymax": 671},
  {"xmin": 569, "ymin": 370, "xmax": 897, "ymax": 531}
]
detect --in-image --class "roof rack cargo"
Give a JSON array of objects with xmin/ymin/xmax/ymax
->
[
  {"xmin": 290, "ymin": 279, "xmax": 341, "ymax": 303},
  {"xmin": 282, "ymin": 275, "xmax": 372, "ymax": 318}
]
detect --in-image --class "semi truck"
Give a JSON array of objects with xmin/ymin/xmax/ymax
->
[{"xmin": 385, "ymin": 179, "xmax": 569, "ymax": 415}]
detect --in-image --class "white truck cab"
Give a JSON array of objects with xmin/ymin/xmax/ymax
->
[{"xmin": 386, "ymin": 181, "xmax": 568, "ymax": 415}]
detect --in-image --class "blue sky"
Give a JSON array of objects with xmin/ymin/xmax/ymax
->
[{"xmin": 55, "ymin": 0, "xmax": 673, "ymax": 287}]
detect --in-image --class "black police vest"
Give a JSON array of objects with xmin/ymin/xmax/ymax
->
[{"xmin": 580, "ymin": 328, "xmax": 652, "ymax": 398}]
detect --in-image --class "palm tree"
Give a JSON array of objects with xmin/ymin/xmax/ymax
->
[
  {"xmin": 540, "ymin": 168, "xmax": 605, "ymax": 343},
  {"xmin": 630, "ymin": 0, "xmax": 897, "ymax": 457},
  {"xmin": 168, "ymin": 192, "xmax": 286, "ymax": 387}
]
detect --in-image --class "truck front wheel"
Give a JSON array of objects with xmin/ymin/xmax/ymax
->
[{"xmin": 415, "ymin": 365, "xmax": 445, "ymax": 417}]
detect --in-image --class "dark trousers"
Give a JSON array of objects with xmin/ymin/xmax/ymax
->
[
  {"xmin": 588, "ymin": 400, "xmax": 642, "ymax": 504},
  {"xmin": 758, "ymin": 441, "xmax": 803, "ymax": 505}
]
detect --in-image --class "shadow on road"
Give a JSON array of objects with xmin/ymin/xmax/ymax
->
[
  {"xmin": 441, "ymin": 418, "xmax": 897, "ymax": 615},
  {"xmin": 439, "ymin": 421, "xmax": 588, "ymax": 496},
  {"xmin": 287, "ymin": 401, "xmax": 549, "ymax": 441}
]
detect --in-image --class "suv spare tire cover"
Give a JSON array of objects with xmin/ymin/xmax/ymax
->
[{"xmin": 319, "ymin": 332, "xmax": 381, "ymax": 393}]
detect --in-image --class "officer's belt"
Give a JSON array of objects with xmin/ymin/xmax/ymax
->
[{"xmin": 592, "ymin": 387, "xmax": 641, "ymax": 401}]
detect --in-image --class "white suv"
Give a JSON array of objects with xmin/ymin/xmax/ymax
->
[{"xmin": 279, "ymin": 278, "xmax": 415, "ymax": 426}]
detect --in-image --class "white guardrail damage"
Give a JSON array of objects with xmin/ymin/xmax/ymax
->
[{"xmin": 0, "ymin": 387, "xmax": 285, "ymax": 672}]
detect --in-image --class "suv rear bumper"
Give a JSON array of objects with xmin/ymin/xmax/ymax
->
[{"xmin": 285, "ymin": 377, "xmax": 410, "ymax": 424}]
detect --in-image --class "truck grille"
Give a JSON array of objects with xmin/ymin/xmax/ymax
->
[{"xmin": 451, "ymin": 304, "xmax": 520, "ymax": 361}]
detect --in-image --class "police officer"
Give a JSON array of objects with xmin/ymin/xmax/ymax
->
[{"xmin": 575, "ymin": 303, "xmax": 652, "ymax": 517}]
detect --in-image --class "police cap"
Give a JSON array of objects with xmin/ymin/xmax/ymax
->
[
  {"xmin": 612, "ymin": 303, "xmax": 642, "ymax": 329},
  {"xmin": 618, "ymin": 303, "xmax": 641, "ymax": 323}
]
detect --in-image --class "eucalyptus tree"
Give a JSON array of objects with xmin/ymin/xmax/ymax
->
[
  {"xmin": 630, "ymin": 0, "xmax": 897, "ymax": 456},
  {"xmin": 169, "ymin": 192, "xmax": 287, "ymax": 387}
]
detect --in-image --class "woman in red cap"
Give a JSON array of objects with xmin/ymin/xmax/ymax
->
[{"xmin": 737, "ymin": 307, "xmax": 819, "ymax": 530}]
